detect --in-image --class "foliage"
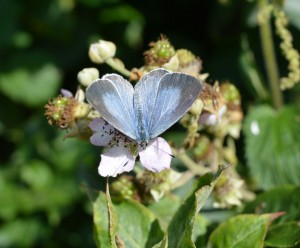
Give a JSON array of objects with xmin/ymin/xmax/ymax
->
[{"xmin": 1, "ymin": 0, "xmax": 300, "ymax": 247}]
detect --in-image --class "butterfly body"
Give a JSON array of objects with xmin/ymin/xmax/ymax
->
[{"xmin": 86, "ymin": 69, "xmax": 203, "ymax": 143}]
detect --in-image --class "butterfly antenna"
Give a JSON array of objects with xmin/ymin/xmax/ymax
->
[
  {"xmin": 112, "ymin": 161, "xmax": 129, "ymax": 177},
  {"xmin": 153, "ymin": 145, "xmax": 175, "ymax": 158}
]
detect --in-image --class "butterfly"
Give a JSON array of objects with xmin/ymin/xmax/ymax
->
[{"xmin": 86, "ymin": 68, "xmax": 203, "ymax": 144}]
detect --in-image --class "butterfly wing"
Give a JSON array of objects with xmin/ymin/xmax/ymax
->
[
  {"xmin": 133, "ymin": 69, "xmax": 169, "ymax": 141},
  {"xmin": 135, "ymin": 70, "xmax": 203, "ymax": 139},
  {"xmin": 86, "ymin": 74, "xmax": 137, "ymax": 140}
]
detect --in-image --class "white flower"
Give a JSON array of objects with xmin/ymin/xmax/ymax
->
[{"xmin": 89, "ymin": 118, "xmax": 172, "ymax": 177}]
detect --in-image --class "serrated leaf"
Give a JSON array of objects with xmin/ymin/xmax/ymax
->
[
  {"xmin": 208, "ymin": 213, "xmax": 281, "ymax": 248},
  {"xmin": 243, "ymin": 185, "xmax": 300, "ymax": 223},
  {"xmin": 92, "ymin": 189, "xmax": 164, "ymax": 248},
  {"xmin": 264, "ymin": 221, "xmax": 300, "ymax": 247},
  {"xmin": 167, "ymin": 166, "xmax": 224, "ymax": 248},
  {"xmin": 113, "ymin": 199, "xmax": 164, "ymax": 248},
  {"xmin": 244, "ymin": 105, "xmax": 300, "ymax": 189},
  {"xmin": 0, "ymin": 64, "xmax": 61, "ymax": 107}
]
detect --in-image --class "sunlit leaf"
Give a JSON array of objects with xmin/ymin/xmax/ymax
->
[
  {"xmin": 93, "ymin": 191, "xmax": 111, "ymax": 248},
  {"xmin": 92, "ymin": 191, "xmax": 164, "ymax": 248},
  {"xmin": 167, "ymin": 166, "xmax": 224, "ymax": 248},
  {"xmin": 106, "ymin": 181, "xmax": 118, "ymax": 248},
  {"xmin": 208, "ymin": 213, "xmax": 281, "ymax": 248},
  {"xmin": 244, "ymin": 105, "xmax": 300, "ymax": 189}
]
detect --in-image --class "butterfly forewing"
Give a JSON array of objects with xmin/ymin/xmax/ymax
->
[
  {"xmin": 86, "ymin": 75, "xmax": 137, "ymax": 140},
  {"xmin": 139, "ymin": 72, "xmax": 203, "ymax": 139}
]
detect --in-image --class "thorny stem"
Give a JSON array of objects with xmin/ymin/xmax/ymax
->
[
  {"xmin": 106, "ymin": 58, "xmax": 131, "ymax": 77},
  {"xmin": 258, "ymin": 0, "xmax": 283, "ymax": 109},
  {"xmin": 171, "ymin": 147, "xmax": 210, "ymax": 175}
]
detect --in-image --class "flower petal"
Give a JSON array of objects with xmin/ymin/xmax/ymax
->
[
  {"xmin": 90, "ymin": 132, "xmax": 112, "ymax": 146},
  {"xmin": 60, "ymin": 89, "xmax": 73, "ymax": 97},
  {"xmin": 98, "ymin": 146, "xmax": 135, "ymax": 177},
  {"xmin": 89, "ymin": 118, "xmax": 113, "ymax": 132},
  {"xmin": 139, "ymin": 137, "xmax": 172, "ymax": 172},
  {"xmin": 89, "ymin": 118, "xmax": 115, "ymax": 146}
]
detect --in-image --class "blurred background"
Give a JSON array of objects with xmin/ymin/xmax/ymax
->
[{"xmin": 1, "ymin": 0, "xmax": 300, "ymax": 247}]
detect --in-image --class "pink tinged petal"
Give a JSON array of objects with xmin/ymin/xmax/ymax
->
[
  {"xmin": 89, "ymin": 118, "xmax": 114, "ymax": 132},
  {"xmin": 98, "ymin": 146, "xmax": 135, "ymax": 177},
  {"xmin": 139, "ymin": 137, "xmax": 172, "ymax": 173},
  {"xmin": 89, "ymin": 118, "xmax": 115, "ymax": 146},
  {"xmin": 90, "ymin": 133, "xmax": 112, "ymax": 146},
  {"xmin": 60, "ymin": 89, "xmax": 73, "ymax": 97}
]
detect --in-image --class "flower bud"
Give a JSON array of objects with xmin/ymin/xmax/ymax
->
[
  {"xmin": 162, "ymin": 54, "xmax": 179, "ymax": 71},
  {"xmin": 144, "ymin": 35, "xmax": 175, "ymax": 66},
  {"xmin": 88, "ymin": 40, "xmax": 116, "ymax": 64},
  {"xmin": 77, "ymin": 67, "xmax": 99, "ymax": 87},
  {"xmin": 189, "ymin": 98, "xmax": 204, "ymax": 116}
]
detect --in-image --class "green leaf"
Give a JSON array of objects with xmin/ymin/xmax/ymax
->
[
  {"xmin": 106, "ymin": 181, "xmax": 118, "ymax": 248},
  {"xmin": 148, "ymin": 194, "xmax": 181, "ymax": 231},
  {"xmin": 152, "ymin": 236, "xmax": 168, "ymax": 248},
  {"xmin": 93, "ymin": 191, "xmax": 112, "ymax": 248},
  {"xmin": 0, "ymin": 218, "xmax": 45, "ymax": 247},
  {"xmin": 284, "ymin": 0, "xmax": 300, "ymax": 30},
  {"xmin": 167, "ymin": 166, "xmax": 224, "ymax": 248},
  {"xmin": 92, "ymin": 190, "xmax": 164, "ymax": 248},
  {"xmin": 239, "ymin": 35, "xmax": 268, "ymax": 100},
  {"xmin": 0, "ymin": 64, "xmax": 61, "ymax": 107},
  {"xmin": 113, "ymin": 199, "xmax": 164, "ymax": 248},
  {"xmin": 20, "ymin": 160, "xmax": 54, "ymax": 190},
  {"xmin": 244, "ymin": 105, "xmax": 300, "ymax": 189},
  {"xmin": 265, "ymin": 221, "xmax": 300, "ymax": 247},
  {"xmin": 243, "ymin": 186, "xmax": 300, "ymax": 223},
  {"xmin": 208, "ymin": 213, "xmax": 281, "ymax": 248},
  {"xmin": 192, "ymin": 214, "xmax": 208, "ymax": 243}
]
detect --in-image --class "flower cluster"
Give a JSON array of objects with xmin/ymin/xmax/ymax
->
[
  {"xmin": 45, "ymin": 88, "xmax": 92, "ymax": 139},
  {"xmin": 45, "ymin": 36, "xmax": 251, "ymax": 206}
]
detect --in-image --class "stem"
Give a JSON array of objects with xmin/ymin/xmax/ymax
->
[
  {"xmin": 106, "ymin": 58, "xmax": 131, "ymax": 77},
  {"xmin": 258, "ymin": 0, "xmax": 283, "ymax": 109},
  {"xmin": 171, "ymin": 147, "xmax": 210, "ymax": 175}
]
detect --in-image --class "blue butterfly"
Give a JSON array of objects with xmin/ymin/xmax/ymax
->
[{"xmin": 86, "ymin": 68, "xmax": 203, "ymax": 143}]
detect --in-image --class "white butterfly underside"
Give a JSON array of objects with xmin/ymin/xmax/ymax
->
[{"xmin": 86, "ymin": 68, "xmax": 203, "ymax": 142}]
